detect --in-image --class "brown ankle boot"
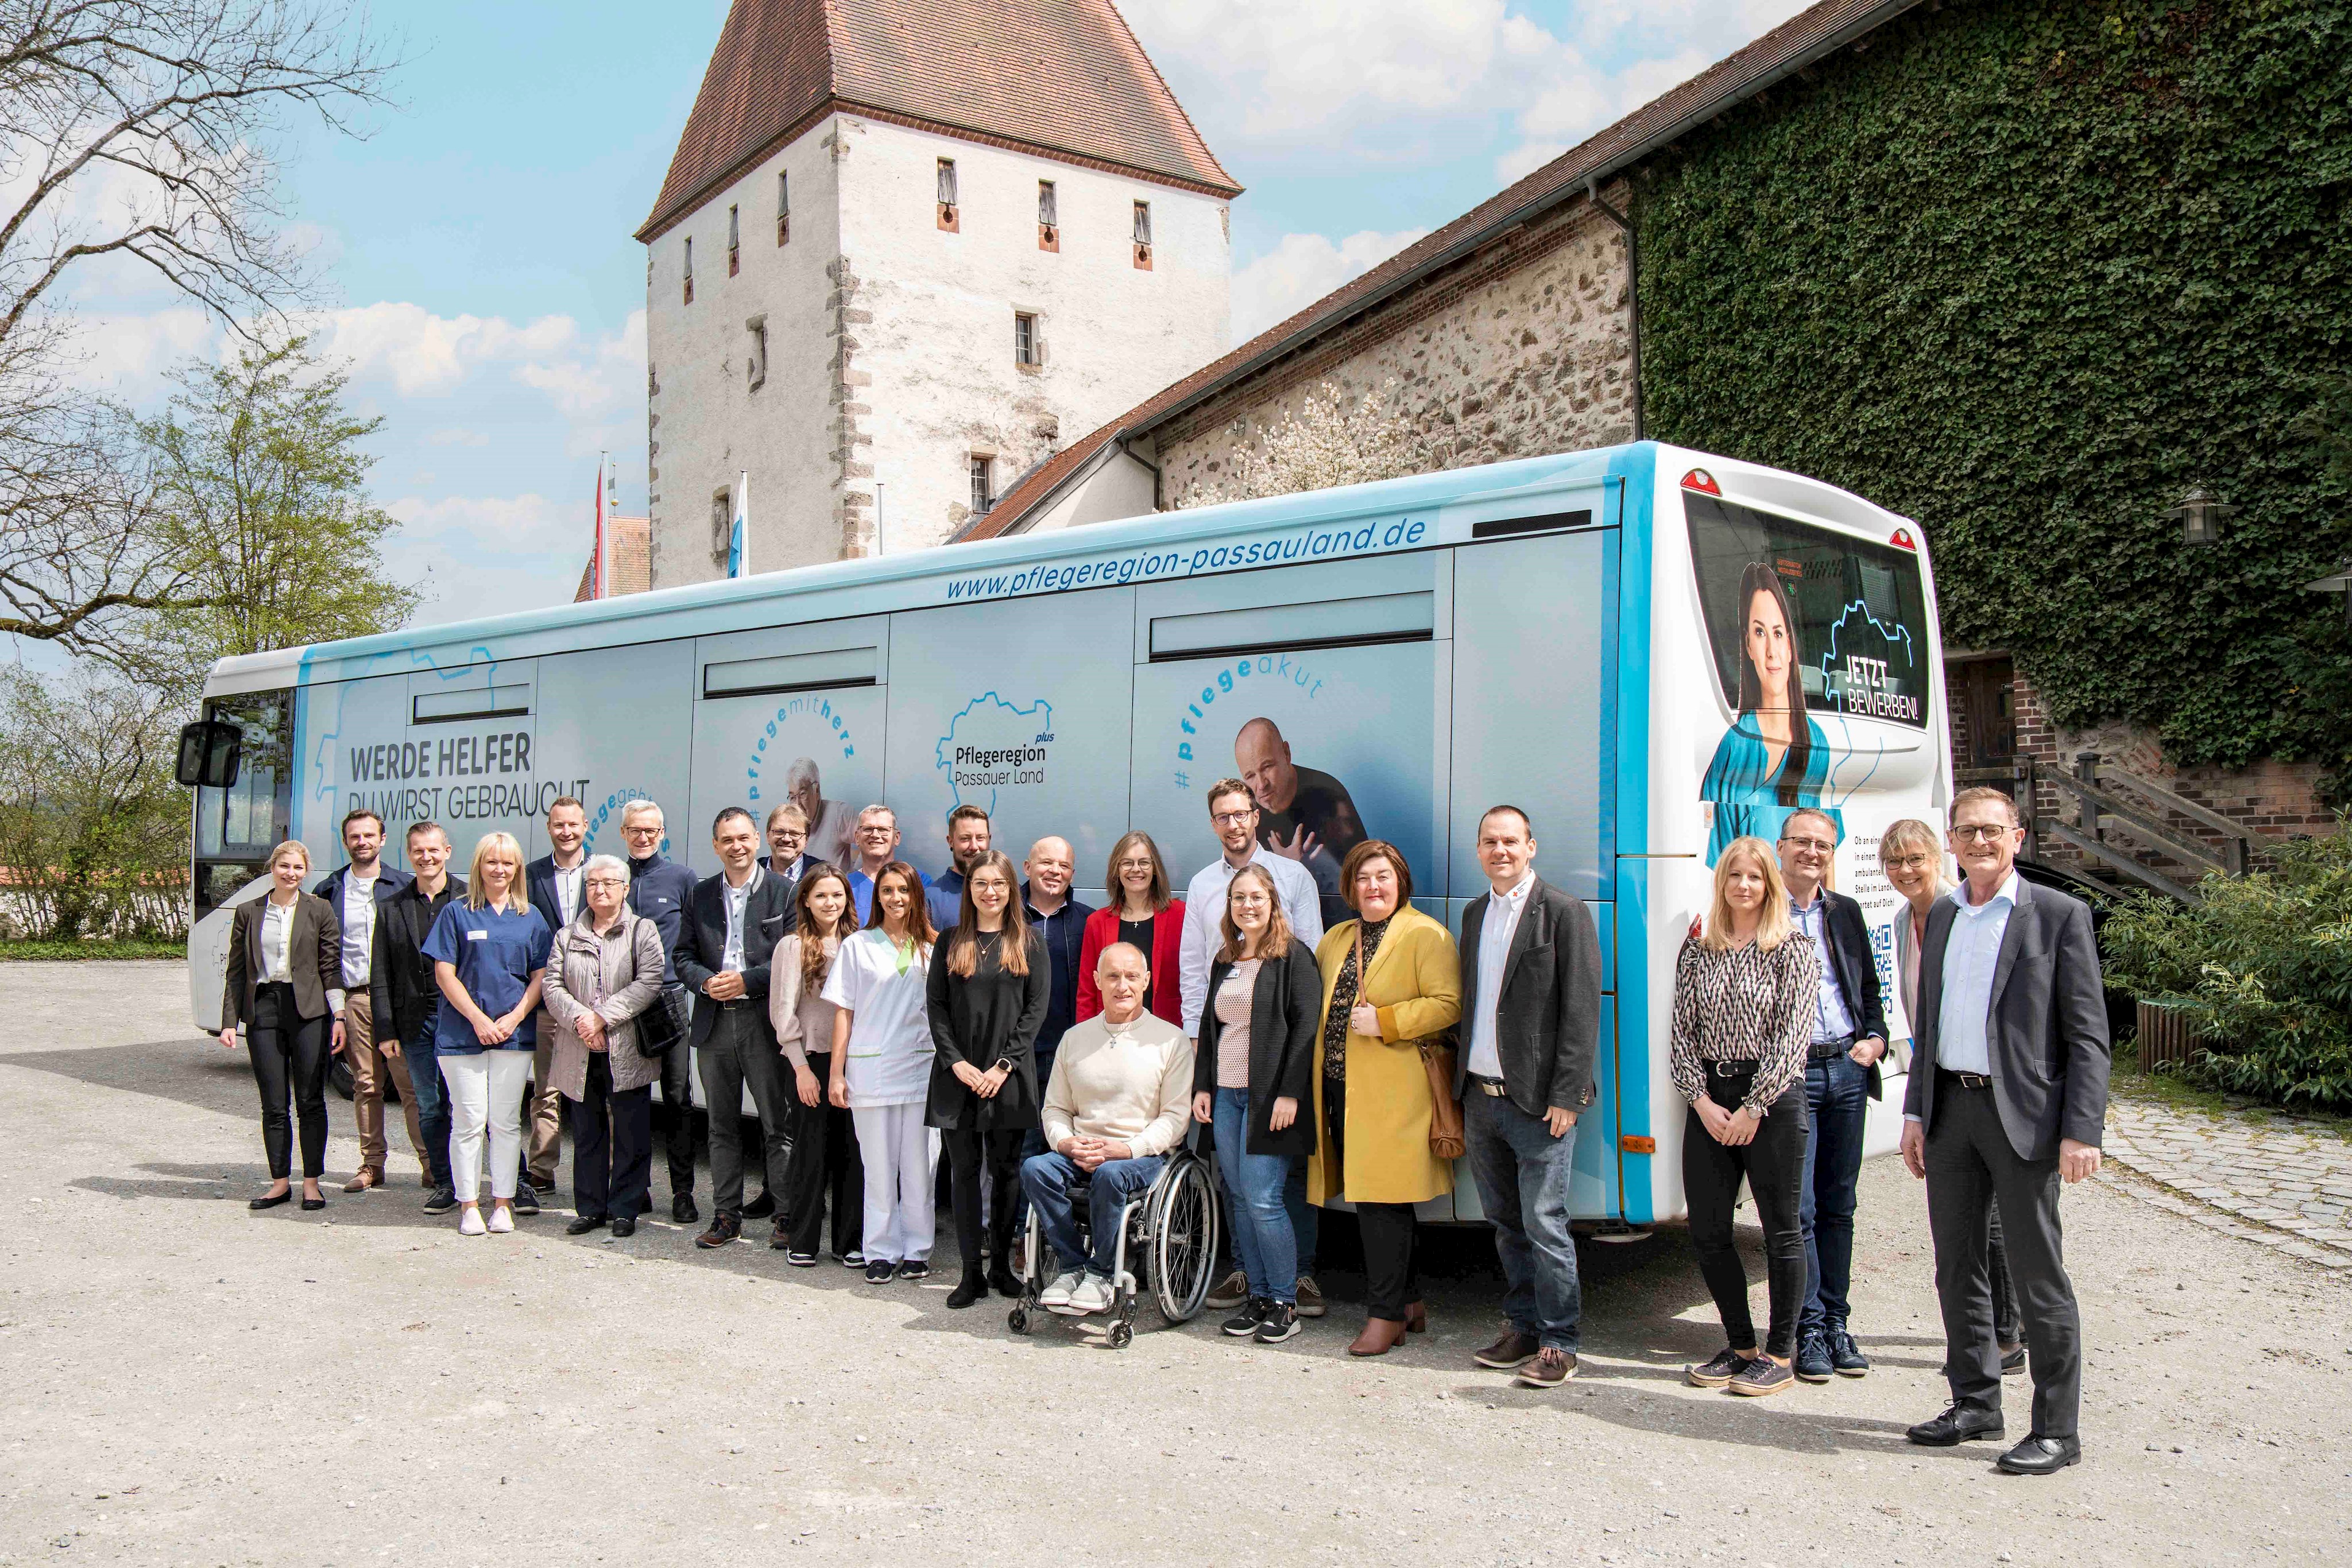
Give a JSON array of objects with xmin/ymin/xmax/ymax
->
[{"xmin": 1348, "ymin": 1317, "xmax": 1409, "ymax": 1357}]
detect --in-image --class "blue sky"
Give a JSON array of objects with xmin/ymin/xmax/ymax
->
[{"xmin": 48, "ymin": 0, "xmax": 1810, "ymax": 633}]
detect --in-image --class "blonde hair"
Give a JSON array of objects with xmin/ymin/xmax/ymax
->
[
  {"xmin": 465, "ymin": 832, "xmax": 528, "ymax": 912},
  {"xmin": 1879, "ymin": 818, "xmax": 1953, "ymax": 895},
  {"xmin": 267, "ymin": 839, "xmax": 312, "ymax": 874},
  {"xmin": 1703, "ymin": 836, "xmax": 1793, "ymax": 952}
]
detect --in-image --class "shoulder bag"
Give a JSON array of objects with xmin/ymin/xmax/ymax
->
[
  {"xmin": 1356, "ymin": 923, "xmax": 1465, "ymax": 1162},
  {"xmin": 630, "ymin": 917, "xmax": 687, "ymax": 1058}
]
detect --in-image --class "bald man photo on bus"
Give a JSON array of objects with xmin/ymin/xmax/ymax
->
[{"xmin": 1235, "ymin": 717, "xmax": 1365, "ymax": 926}]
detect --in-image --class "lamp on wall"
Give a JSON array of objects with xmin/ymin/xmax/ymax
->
[
  {"xmin": 2303, "ymin": 560, "xmax": 2352, "ymax": 626},
  {"xmin": 2168, "ymin": 483, "xmax": 2235, "ymax": 547}
]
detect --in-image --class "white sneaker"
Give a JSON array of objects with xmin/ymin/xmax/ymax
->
[
  {"xmin": 1066, "ymin": 1273, "xmax": 1115, "ymax": 1315},
  {"xmin": 1039, "ymin": 1269, "xmax": 1084, "ymax": 1310},
  {"xmin": 458, "ymin": 1206, "xmax": 486, "ymax": 1237},
  {"xmin": 487, "ymin": 1205, "xmax": 513, "ymax": 1234}
]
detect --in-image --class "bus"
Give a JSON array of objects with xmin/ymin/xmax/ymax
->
[{"xmin": 181, "ymin": 440, "xmax": 1946, "ymax": 1230}]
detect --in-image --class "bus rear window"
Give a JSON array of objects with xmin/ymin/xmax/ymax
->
[{"xmin": 1686, "ymin": 494, "xmax": 1930, "ymax": 729}]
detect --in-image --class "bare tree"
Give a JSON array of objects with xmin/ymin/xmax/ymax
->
[
  {"xmin": 0, "ymin": 0, "xmax": 393, "ymax": 656},
  {"xmin": 1180, "ymin": 380, "xmax": 1432, "ymax": 509}
]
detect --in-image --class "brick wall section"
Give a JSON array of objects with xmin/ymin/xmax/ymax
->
[
  {"xmin": 572, "ymin": 516, "xmax": 653, "ymax": 602},
  {"xmin": 1153, "ymin": 193, "xmax": 1634, "ymax": 503}
]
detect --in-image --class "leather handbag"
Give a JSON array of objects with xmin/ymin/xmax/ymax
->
[
  {"xmin": 635, "ymin": 985, "xmax": 687, "ymax": 1057},
  {"xmin": 1355, "ymin": 924, "xmax": 1465, "ymax": 1161}
]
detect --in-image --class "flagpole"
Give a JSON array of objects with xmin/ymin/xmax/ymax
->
[{"xmin": 593, "ymin": 452, "xmax": 607, "ymax": 598}]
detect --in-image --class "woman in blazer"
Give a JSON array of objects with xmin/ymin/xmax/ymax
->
[
  {"xmin": 1076, "ymin": 831, "xmax": 1186, "ymax": 1026},
  {"xmin": 218, "ymin": 839, "xmax": 345, "ymax": 1211},
  {"xmin": 1309, "ymin": 840, "xmax": 1463, "ymax": 1357},
  {"xmin": 540, "ymin": 854, "xmax": 667, "ymax": 1237},
  {"xmin": 770, "ymin": 864, "xmax": 863, "ymax": 1267},
  {"xmin": 1189, "ymin": 862, "xmax": 1320, "ymax": 1344},
  {"xmin": 926, "ymin": 849, "xmax": 1050, "ymax": 1308}
]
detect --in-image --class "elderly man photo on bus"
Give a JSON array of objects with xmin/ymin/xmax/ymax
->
[
  {"xmin": 619, "ymin": 799, "xmax": 703, "ymax": 1226},
  {"xmin": 1235, "ymin": 716, "xmax": 1365, "ymax": 928},
  {"xmin": 1900, "ymin": 787, "xmax": 2109, "ymax": 1477},
  {"xmin": 926, "ymin": 803, "xmax": 993, "ymax": 932},
  {"xmin": 787, "ymin": 758, "xmax": 857, "ymax": 869},
  {"xmin": 1700, "ymin": 562, "xmax": 1841, "ymax": 866},
  {"xmin": 1775, "ymin": 807, "xmax": 1889, "ymax": 1386},
  {"xmin": 1181, "ymin": 777, "xmax": 1328, "ymax": 1321},
  {"xmin": 848, "ymin": 804, "xmax": 926, "ymax": 926},
  {"xmin": 311, "ymin": 807, "xmax": 416, "ymax": 1195}
]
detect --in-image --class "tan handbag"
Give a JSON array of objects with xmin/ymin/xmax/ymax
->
[{"xmin": 1355, "ymin": 924, "xmax": 1465, "ymax": 1161}]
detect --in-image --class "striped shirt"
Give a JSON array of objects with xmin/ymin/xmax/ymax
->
[{"xmin": 1668, "ymin": 933, "xmax": 1821, "ymax": 1116}]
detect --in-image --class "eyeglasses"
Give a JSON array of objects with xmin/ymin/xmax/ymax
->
[
  {"xmin": 1781, "ymin": 837, "xmax": 1836, "ymax": 854},
  {"xmin": 1951, "ymin": 823, "xmax": 2014, "ymax": 842},
  {"xmin": 1212, "ymin": 810, "xmax": 1255, "ymax": 826},
  {"xmin": 585, "ymin": 877, "xmax": 627, "ymax": 888},
  {"xmin": 1882, "ymin": 854, "xmax": 1935, "ymax": 872}
]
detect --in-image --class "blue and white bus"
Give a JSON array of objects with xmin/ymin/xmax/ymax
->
[{"xmin": 183, "ymin": 440, "xmax": 1946, "ymax": 1229}]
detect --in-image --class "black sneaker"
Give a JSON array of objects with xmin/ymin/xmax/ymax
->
[
  {"xmin": 1728, "ymin": 1357, "xmax": 1794, "ymax": 1397},
  {"xmin": 895, "ymin": 1260, "xmax": 930, "ymax": 1281},
  {"xmin": 839, "ymin": 1250, "xmax": 865, "ymax": 1268},
  {"xmin": 509, "ymin": 1184, "xmax": 540, "ymax": 1216},
  {"xmin": 672, "ymin": 1193, "xmax": 699, "ymax": 1225},
  {"xmin": 1794, "ymin": 1328, "xmax": 1834, "ymax": 1383},
  {"xmin": 784, "ymin": 1250, "xmax": 819, "ymax": 1268},
  {"xmin": 1222, "ymin": 1298, "xmax": 1270, "ymax": 1337},
  {"xmin": 1686, "ymin": 1348, "xmax": 1751, "ymax": 1388},
  {"xmin": 864, "ymin": 1260, "xmax": 896, "ymax": 1284},
  {"xmin": 1254, "ymin": 1302, "xmax": 1302, "ymax": 1344},
  {"xmin": 1829, "ymin": 1327, "xmax": 1871, "ymax": 1377},
  {"xmin": 421, "ymin": 1186, "xmax": 457, "ymax": 1215}
]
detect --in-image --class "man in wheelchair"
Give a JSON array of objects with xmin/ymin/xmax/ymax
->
[{"xmin": 1020, "ymin": 943, "xmax": 1195, "ymax": 1315}]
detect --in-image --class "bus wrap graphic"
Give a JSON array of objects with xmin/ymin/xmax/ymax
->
[{"xmin": 937, "ymin": 693, "xmax": 1054, "ymax": 814}]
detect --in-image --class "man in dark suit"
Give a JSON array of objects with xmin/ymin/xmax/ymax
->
[
  {"xmin": 1455, "ymin": 804, "xmax": 1604, "ymax": 1391},
  {"xmin": 516, "ymin": 795, "xmax": 592, "ymax": 1205},
  {"xmin": 1901, "ymin": 785, "xmax": 2110, "ymax": 1476},
  {"xmin": 313, "ymin": 808, "xmax": 416, "ymax": 1193},
  {"xmin": 1776, "ymin": 808, "xmax": 1890, "ymax": 1383},
  {"xmin": 761, "ymin": 803, "xmax": 828, "ymax": 889},
  {"xmin": 674, "ymin": 806, "xmax": 798, "ymax": 1250}
]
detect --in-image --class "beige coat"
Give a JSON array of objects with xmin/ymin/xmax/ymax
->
[
  {"xmin": 1306, "ymin": 905, "xmax": 1463, "ymax": 1207},
  {"xmin": 539, "ymin": 912, "xmax": 667, "ymax": 1097}
]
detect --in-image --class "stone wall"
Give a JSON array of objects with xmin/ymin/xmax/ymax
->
[{"xmin": 1152, "ymin": 191, "xmax": 1634, "ymax": 506}]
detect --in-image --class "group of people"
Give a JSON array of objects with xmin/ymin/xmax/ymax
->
[{"xmin": 218, "ymin": 779, "xmax": 2107, "ymax": 1473}]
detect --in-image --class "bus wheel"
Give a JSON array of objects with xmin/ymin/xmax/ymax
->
[{"xmin": 330, "ymin": 1057, "xmax": 354, "ymax": 1100}]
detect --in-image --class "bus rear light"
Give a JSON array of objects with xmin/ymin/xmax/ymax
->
[
  {"xmin": 1681, "ymin": 468, "xmax": 1721, "ymax": 495},
  {"xmin": 1891, "ymin": 528, "xmax": 1917, "ymax": 550}
]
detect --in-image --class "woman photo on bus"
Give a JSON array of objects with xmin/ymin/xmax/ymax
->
[
  {"xmin": 771, "ymin": 864, "xmax": 864, "ymax": 1267},
  {"xmin": 1701, "ymin": 562, "xmax": 1841, "ymax": 865},
  {"xmin": 1672, "ymin": 834, "xmax": 1818, "ymax": 1396},
  {"xmin": 218, "ymin": 839, "xmax": 344, "ymax": 1212},
  {"xmin": 1189, "ymin": 862, "xmax": 1321, "ymax": 1344},
  {"xmin": 1882, "ymin": 818, "xmax": 2023, "ymax": 1376},
  {"xmin": 539, "ymin": 854, "xmax": 667, "ymax": 1238},
  {"xmin": 1076, "ymin": 831, "xmax": 1186, "ymax": 1026},
  {"xmin": 1309, "ymin": 840, "xmax": 1463, "ymax": 1357},
  {"xmin": 420, "ymin": 832, "xmax": 554, "ymax": 1237},
  {"xmin": 926, "ymin": 849, "xmax": 1050, "ymax": 1308},
  {"xmin": 822, "ymin": 861, "xmax": 939, "ymax": 1284}
]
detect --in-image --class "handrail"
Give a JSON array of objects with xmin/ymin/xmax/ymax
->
[
  {"xmin": 2038, "ymin": 769, "xmax": 2228, "ymax": 876},
  {"xmin": 2093, "ymin": 762, "xmax": 2256, "ymax": 847},
  {"xmin": 2038, "ymin": 819, "xmax": 2197, "ymax": 902}
]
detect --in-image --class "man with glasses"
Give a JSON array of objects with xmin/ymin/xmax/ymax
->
[
  {"xmin": 620, "ymin": 800, "xmax": 702, "ymax": 1225},
  {"xmin": 762, "ymin": 803, "xmax": 826, "ymax": 889},
  {"xmin": 846, "ymin": 804, "xmax": 924, "ymax": 924},
  {"xmin": 1774, "ymin": 808, "xmax": 1889, "ymax": 1384}
]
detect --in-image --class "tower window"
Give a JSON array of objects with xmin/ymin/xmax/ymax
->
[
  {"xmin": 777, "ymin": 170, "xmax": 790, "ymax": 245},
  {"xmin": 728, "ymin": 204, "xmax": 740, "ymax": 276},
  {"xmin": 1013, "ymin": 312, "xmax": 1038, "ymax": 367},
  {"xmin": 1132, "ymin": 201, "xmax": 1152, "ymax": 270},
  {"xmin": 969, "ymin": 455, "xmax": 994, "ymax": 516},
  {"xmin": 937, "ymin": 158, "xmax": 959, "ymax": 231},
  {"xmin": 746, "ymin": 315, "xmax": 767, "ymax": 390},
  {"xmin": 683, "ymin": 236, "xmax": 694, "ymax": 303},
  {"xmin": 1038, "ymin": 181, "xmax": 1058, "ymax": 251}
]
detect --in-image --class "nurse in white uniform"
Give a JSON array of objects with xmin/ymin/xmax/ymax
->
[{"xmin": 823, "ymin": 860, "xmax": 941, "ymax": 1283}]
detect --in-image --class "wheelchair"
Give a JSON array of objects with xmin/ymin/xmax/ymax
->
[{"xmin": 1007, "ymin": 1130, "xmax": 1220, "ymax": 1348}]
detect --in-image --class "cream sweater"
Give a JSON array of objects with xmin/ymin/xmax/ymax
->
[{"xmin": 1040, "ymin": 1009, "xmax": 1196, "ymax": 1157}]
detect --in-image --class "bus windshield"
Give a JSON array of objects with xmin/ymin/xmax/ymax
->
[{"xmin": 192, "ymin": 687, "xmax": 292, "ymax": 918}]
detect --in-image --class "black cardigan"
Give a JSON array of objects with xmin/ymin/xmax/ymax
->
[
  {"xmin": 924, "ymin": 928, "xmax": 1050, "ymax": 1132},
  {"xmin": 1192, "ymin": 943, "xmax": 1322, "ymax": 1159}
]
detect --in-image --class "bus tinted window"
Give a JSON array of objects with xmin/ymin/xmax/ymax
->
[{"xmin": 1686, "ymin": 494, "xmax": 1930, "ymax": 730}]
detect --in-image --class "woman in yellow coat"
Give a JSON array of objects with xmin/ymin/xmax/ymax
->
[{"xmin": 1309, "ymin": 839, "xmax": 1462, "ymax": 1357}]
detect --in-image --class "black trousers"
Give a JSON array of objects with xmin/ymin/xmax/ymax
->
[
  {"xmin": 1682, "ymin": 1071, "xmax": 1809, "ymax": 1359},
  {"xmin": 942, "ymin": 1125, "xmax": 1024, "ymax": 1271},
  {"xmin": 570, "ymin": 1054, "xmax": 653, "ymax": 1221},
  {"xmin": 1924, "ymin": 1074, "xmax": 2084, "ymax": 1438},
  {"xmin": 697, "ymin": 1004, "xmax": 794, "ymax": 1218},
  {"xmin": 248, "ymin": 984, "xmax": 331, "ymax": 1180},
  {"xmin": 653, "ymin": 989, "xmax": 697, "ymax": 1196},
  {"xmin": 1987, "ymin": 1199, "xmax": 2023, "ymax": 1346},
  {"xmin": 1356, "ymin": 1201, "xmax": 1423, "ymax": 1321},
  {"xmin": 784, "ymin": 1053, "xmax": 863, "ymax": 1256}
]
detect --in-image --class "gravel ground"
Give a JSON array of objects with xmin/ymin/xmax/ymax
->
[{"xmin": 2, "ymin": 961, "xmax": 2347, "ymax": 1565}]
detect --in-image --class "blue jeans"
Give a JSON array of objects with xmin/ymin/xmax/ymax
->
[
  {"xmin": 403, "ymin": 1027, "xmax": 454, "ymax": 1190},
  {"xmin": 1019, "ymin": 1151, "xmax": 1163, "ymax": 1277},
  {"xmin": 1213, "ymin": 1088, "xmax": 1298, "ymax": 1305},
  {"xmin": 1464, "ymin": 1090, "xmax": 1583, "ymax": 1351},
  {"xmin": 1799, "ymin": 1051, "xmax": 1870, "ymax": 1335}
]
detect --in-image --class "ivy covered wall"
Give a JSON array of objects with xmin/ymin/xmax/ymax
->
[{"xmin": 1637, "ymin": 0, "xmax": 2352, "ymax": 775}]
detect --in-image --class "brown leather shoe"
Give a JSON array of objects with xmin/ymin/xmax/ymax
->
[
  {"xmin": 1474, "ymin": 1330, "xmax": 1541, "ymax": 1370},
  {"xmin": 695, "ymin": 1213, "xmax": 742, "ymax": 1249},
  {"xmin": 342, "ymin": 1169, "xmax": 381, "ymax": 1194},
  {"xmin": 1405, "ymin": 1300, "xmax": 1428, "ymax": 1334},
  {"xmin": 1348, "ymin": 1317, "xmax": 1409, "ymax": 1357}
]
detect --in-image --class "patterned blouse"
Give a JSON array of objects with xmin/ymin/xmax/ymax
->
[
  {"xmin": 1322, "ymin": 916, "xmax": 1391, "ymax": 1084},
  {"xmin": 1668, "ymin": 932, "xmax": 1820, "ymax": 1116}
]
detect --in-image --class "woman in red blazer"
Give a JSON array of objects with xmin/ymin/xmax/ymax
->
[{"xmin": 1077, "ymin": 831, "xmax": 1186, "ymax": 1028}]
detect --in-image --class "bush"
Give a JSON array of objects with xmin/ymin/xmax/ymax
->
[{"xmin": 2099, "ymin": 825, "xmax": 2352, "ymax": 1110}]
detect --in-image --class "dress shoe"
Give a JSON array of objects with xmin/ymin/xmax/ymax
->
[
  {"xmin": 2001, "ymin": 1341, "xmax": 2027, "ymax": 1376},
  {"xmin": 300, "ymin": 1194, "xmax": 327, "ymax": 1212},
  {"xmin": 743, "ymin": 1190, "xmax": 777, "ymax": 1219},
  {"xmin": 696, "ymin": 1214, "xmax": 742, "ymax": 1249},
  {"xmin": 1405, "ymin": 1300, "xmax": 1428, "ymax": 1334},
  {"xmin": 567, "ymin": 1214, "xmax": 610, "ymax": 1236},
  {"xmin": 1907, "ymin": 1404, "xmax": 2006, "ymax": 1446},
  {"xmin": 342, "ymin": 1169, "xmax": 380, "ymax": 1194},
  {"xmin": 672, "ymin": 1193, "xmax": 699, "ymax": 1225},
  {"xmin": 1794, "ymin": 1328, "xmax": 1835, "ymax": 1383},
  {"xmin": 1997, "ymin": 1435, "xmax": 2082, "ymax": 1476},
  {"xmin": 610, "ymin": 1217, "xmax": 638, "ymax": 1238},
  {"xmin": 1474, "ymin": 1330, "xmax": 1541, "ymax": 1370},
  {"xmin": 249, "ymin": 1190, "xmax": 292, "ymax": 1211},
  {"xmin": 1348, "ymin": 1317, "xmax": 1409, "ymax": 1357},
  {"xmin": 945, "ymin": 1269, "xmax": 988, "ymax": 1309}
]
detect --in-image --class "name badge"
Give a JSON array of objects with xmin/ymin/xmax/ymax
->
[{"xmin": 466, "ymin": 929, "xmax": 489, "ymax": 942}]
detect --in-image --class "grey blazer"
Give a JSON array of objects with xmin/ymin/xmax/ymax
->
[
  {"xmin": 1453, "ymin": 877, "xmax": 1604, "ymax": 1117},
  {"xmin": 1900, "ymin": 875, "xmax": 2111, "ymax": 1162},
  {"xmin": 222, "ymin": 893, "xmax": 343, "ymax": 1029}
]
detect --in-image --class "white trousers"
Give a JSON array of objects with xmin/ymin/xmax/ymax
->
[
  {"xmin": 440, "ymin": 1050, "xmax": 531, "ymax": 1203},
  {"xmin": 851, "ymin": 1102, "xmax": 940, "ymax": 1264}
]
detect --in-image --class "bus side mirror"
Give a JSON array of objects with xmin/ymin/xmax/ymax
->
[{"xmin": 175, "ymin": 721, "xmax": 242, "ymax": 789}]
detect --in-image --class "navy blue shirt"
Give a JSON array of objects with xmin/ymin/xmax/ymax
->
[
  {"xmin": 420, "ymin": 900, "xmax": 553, "ymax": 1054},
  {"xmin": 926, "ymin": 867, "xmax": 967, "ymax": 933},
  {"xmin": 1023, "ymin": 884, "xmax": 1096, "ymax": 1071},
  {"xmin": 626, "ymin": 853, "xmax": 697, "ymax": 987}
]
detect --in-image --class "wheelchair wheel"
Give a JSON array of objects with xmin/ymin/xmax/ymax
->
[
  {"xmin": 1148, "ymin": 1156, "xmax": 1220, "ymax": 1324},
  {"xmin": 1107, "ymin": 1320, "xmax": 1134, "ymax": 1349},
  {"xmin": 1008, "ymin": 1307, "xmax": 1030, "ymax": 1334}
]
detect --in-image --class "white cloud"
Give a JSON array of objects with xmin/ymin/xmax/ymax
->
[
  {"xmin": 424, "ymin": 427, "xmax": 491, "ymax": 447},
  {"xmin": 1495, "ymin": 46, "xmax": 1715, "ymax": 183},
  {"xmin": 384, "ymin": 491, "xmax": 588, "ymax": 626},
  {"xmin": 1232, "ymin": 229, "xmax": 1430, "ymax": 344}
]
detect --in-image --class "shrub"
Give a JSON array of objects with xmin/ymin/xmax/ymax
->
[{"xmin": 2099, "ymin": 825, "xmax": 2352, "ymax": 1110}]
